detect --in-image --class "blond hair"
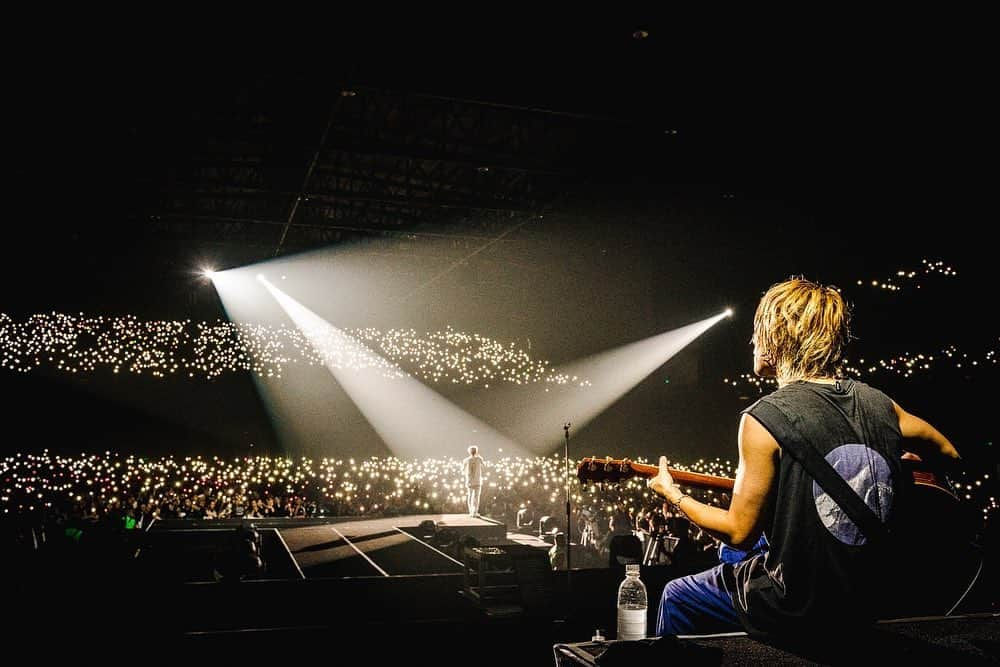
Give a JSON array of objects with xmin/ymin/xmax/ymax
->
[{"xmin": 752, "ymin": 276, "xmax": 851, "ymax": 382}]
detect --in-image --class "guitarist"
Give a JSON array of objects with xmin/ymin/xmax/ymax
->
[{"xmin": 646, "ymin": 276, "xmax": 963, "ymax": 640}]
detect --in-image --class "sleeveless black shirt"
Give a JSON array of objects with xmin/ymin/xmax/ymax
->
[{"xmin": 728, "ymin": 379, "xmax": 909, "ymax": 635}]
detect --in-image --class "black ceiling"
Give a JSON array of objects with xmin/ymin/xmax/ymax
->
[
  {"xmin": 5, "ymin": 21, "xmax": 990, "ymax": 310},
  {"xmin": 2, "ymin": 18, "xmax": 996, "ymax": 461}
]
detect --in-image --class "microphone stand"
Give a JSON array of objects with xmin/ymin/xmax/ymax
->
[{"xmin": 563, "ymin": 422, "xmax": 572, "ymax": 591}]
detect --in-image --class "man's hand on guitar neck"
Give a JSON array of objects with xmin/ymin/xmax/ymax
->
[{"xmin": 647, "ymin": 455, "xmax": 684, "ymax": 506}]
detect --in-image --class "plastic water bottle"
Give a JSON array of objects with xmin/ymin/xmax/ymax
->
[{"xmin": 616, "ymin": 563, "xmax": 647, "ymax": 641}]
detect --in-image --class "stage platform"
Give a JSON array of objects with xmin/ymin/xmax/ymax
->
[
  {"xmin": 62, "ymin": 513, "xmax": 993, "ymax": 663},
  {"xmin": 13, "ymin": 509, "xmax": 997, "ymax": 664},
  {"xmin": 132, "ymin": 512, "xmax": 566, "ymax": 644},
  {"xmin": 144, "ymin": 512, "xmax": 514, "ymax": 580}
]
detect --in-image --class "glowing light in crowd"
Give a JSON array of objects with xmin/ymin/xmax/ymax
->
[
  {"xmin": 845, "ymin": 345, "xmax": 998, "ymax": 378},
  {"xmin": 856, "ymin": 259, "xmax": 957, "ymax": 292},
  {"xmin": 724, "ymin": 343, "xmax": 999, "ymax": 393},
  {"xmin": 0, "ymin": 312, "xmax": 584, "ymax": 387},
  {"xmin": 3, "ymin": 450, "xmax": 992, "ymax": 529},
  {"xmin": 725, "ymin": 260, "xmax": 986, "ymax": 393}
]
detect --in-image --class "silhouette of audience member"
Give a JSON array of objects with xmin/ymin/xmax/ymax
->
[{"xmin": 549, "ymin": 531, "xmax": 567, "ymax": 570}]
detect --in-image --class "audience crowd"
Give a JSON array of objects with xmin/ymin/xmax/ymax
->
[{"xmin": 2, "ymin": 449, "xmax": 996, "ymax": 572}]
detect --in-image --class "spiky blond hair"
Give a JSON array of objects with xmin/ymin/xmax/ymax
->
[{"xmin": 752, "ymin": 276, "xmax": 852, "ymax": 382}]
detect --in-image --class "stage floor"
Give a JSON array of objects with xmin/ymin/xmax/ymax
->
[
  {"xmin": 142, "ymin": 512, "xmax": 521, "ymax": 581},
  {"xmin": 278, "ymin": 513, "xmax": 507, "ymax": 578}
]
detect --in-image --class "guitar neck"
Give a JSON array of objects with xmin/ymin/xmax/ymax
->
[{"xmin": 626, "ymin": 462, "xmax": 735, "ymax": 492}]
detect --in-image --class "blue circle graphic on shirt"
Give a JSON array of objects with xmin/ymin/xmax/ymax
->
[{"xmin": 812, "ymin": 444, "xmax": 894, "ymax": 545}]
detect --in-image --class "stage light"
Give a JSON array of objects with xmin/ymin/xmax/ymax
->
[
  {"xmin": 724, "ymin": 308, "xmax": 733, "ymax": 317},
  {"xmin": 200, "ymin": 268, "xmax": 216, "ymax": 280}
]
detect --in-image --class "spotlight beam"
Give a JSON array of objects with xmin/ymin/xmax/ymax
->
[
  {"xmin": 480, "ymin": 311, "xmax": 732, "ymax": 450},
  {"xmin": 260, "ymin": 278, "xmax": 530, "ymax": 460}
]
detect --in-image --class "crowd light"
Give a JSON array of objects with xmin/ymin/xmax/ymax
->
[
  {"xmin": 724, "ymin": 259, "xmax": 990, "ymax": 391},
  {"xmin": 3, "ymin": 450, "xmax": 993, "ymax": 533},
  {"xmin": 724, "ymin": 342, "xmax": 998, "ymax": 393},
  {"xmin": 0, "ymin": 313, "xmax": 589, "ymax": 387},
  {"xmin": 856, "ymin": 259, "xmax": 957, "ymax": 292}
]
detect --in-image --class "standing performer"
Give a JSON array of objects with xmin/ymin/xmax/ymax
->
[{"xmin": 463, "ymin": 445, "xmax": 485, "ymax": 517}]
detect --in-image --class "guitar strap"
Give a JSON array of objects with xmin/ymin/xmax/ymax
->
[{"xmin": 750, "ymin": 399, "xmax": 891, "ymax": 545}]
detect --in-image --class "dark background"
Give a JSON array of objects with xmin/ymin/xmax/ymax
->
[{"xmin": 2, "ymin": 19, "xmax": 995, "ymax": 468}]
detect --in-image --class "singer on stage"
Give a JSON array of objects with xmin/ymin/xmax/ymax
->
[{"xmin": 463, "ymin": 445, "xmax": 484, "ymax": 517}]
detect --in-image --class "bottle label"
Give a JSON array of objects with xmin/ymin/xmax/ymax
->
[{"xmin": 617, "ymin": 606, "xmax": 646, "ymax": 641}]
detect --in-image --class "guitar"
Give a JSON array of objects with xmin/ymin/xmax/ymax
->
[
  {"xmin": 576, "ymin": 456, "xmax": 734, "ymax": 492},
  {"xmin": 576, "ymin": 455, "xmax": 985, "ymax": 617},
  {"xmin": 576, "ymin": 455, "xmax": 959, "ymax": 496}
]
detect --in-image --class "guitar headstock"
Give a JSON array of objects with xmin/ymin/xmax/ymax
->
[{"xmin": 577, "ymin": 457, "xmax": 640, "ymax": 484}]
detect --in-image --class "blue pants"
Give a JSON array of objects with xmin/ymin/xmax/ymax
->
[
  {"xmin": 655, "ymin": 536, "xmax": 769, "ymax": 636},
  {"xmin": 654, "ymin": 563, "xmax": 742, "ymax": 636}
]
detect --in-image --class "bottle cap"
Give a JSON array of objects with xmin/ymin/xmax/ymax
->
[{"xmin": 626, "ymin": 563, "xmax": 640, "ymax": 574}]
